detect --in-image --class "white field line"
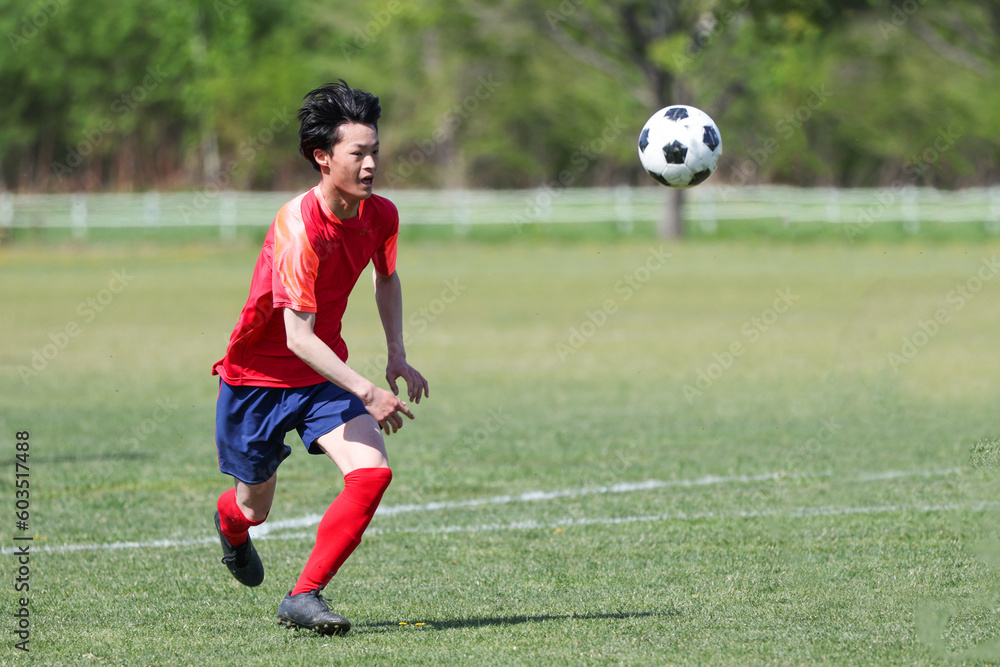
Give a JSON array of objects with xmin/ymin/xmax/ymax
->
[
  {"xmin": 243, "ymin": 499, "xmax": 1000, "ymax": 542},
  {"xmin": 249, "ymin": 470, "xmax": 828, "ymax": 537},
  {"xmin": 853, "ymin": 468, "xmax": 964, "ymax": 481},
  {"xmin": 9, "ymin": 498, "xmax": 997, "ymax": 556},
  {"xmin": 250, "ymin": 466, "xmax": 966, "ymax": 537},
  {"xmin": 2, "ymin": 467, "xmax": 971, "ymax": 555}
]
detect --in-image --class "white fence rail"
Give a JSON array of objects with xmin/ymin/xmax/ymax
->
[{"xmin": 2, "ymin": 185, "xmax": 999, "ymax": 238}]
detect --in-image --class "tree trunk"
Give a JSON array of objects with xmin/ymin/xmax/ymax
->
[
  {"xmin": 657, "ymin": 187, "xmax": 684, "ymax": 239},
  {"xmin": 652, "ymin": 64, "xmax": 686, "ymax": 240},
  {"xmin": 201, "ymin": 129, "xmax": 221, "ymax": 183}
]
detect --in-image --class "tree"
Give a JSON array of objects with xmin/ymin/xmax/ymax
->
[
  {"xmin": 2, "ymin": 0, "xmax": 997, "ymax": 194},
  {"xmin": 501, "ymin": 0, "xmax": 757, "ymax": 237}
]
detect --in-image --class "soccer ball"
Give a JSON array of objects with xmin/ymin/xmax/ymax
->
[{"xmin": 638, "ymin": 105, "xmax": 722, "ymax": 188}]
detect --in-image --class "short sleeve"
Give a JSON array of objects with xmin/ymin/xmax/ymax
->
[
  {"xmin": 272, "ymin": 205, "xmax": 319, "ymax": 312},
  {"xmin": 371, "ymin": 202, "xmax": 399, "ymax": 276}
]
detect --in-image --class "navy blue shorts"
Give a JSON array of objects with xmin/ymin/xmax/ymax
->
[{"xmin": 215, "ymin": 380, "xmax": 369, "ymax": 485}]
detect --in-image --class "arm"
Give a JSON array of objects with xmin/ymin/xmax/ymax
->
[
  {"xmin": 373, "ymin": 269, "xmax": 429, "ymax": 403},
  {"xmin": 283, "ymin": 307, "xmax": 412, "ymax": 434}
]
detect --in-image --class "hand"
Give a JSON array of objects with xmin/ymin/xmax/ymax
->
[
  {"xmin": 361, "ymin": 384, "xmax": 414, "ymax": 435},
  {"xmin": 385, "ymin": 358, "xmax": 429, "ymax": 404}
]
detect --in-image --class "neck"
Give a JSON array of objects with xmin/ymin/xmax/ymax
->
[{"xmin": 319, "ymin": 180, "xmax": 359, "ymax": 219}]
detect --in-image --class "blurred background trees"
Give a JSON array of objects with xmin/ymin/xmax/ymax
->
[{"xmin": 2, "ymin": 0, "xmax": 997, "ymax": 194}]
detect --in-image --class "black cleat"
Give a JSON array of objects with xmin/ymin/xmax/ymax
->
[
  {"xmin": 214, "ymin": 511, "xmax": 264, "ymax": 587},
  {"xmin": 277, "ymin": 589, "xmax": 352, "ymax": 635}
]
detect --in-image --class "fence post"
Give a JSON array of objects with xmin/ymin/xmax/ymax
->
[
  {"xmin": 615, "ymin": 185, "xmax": 634, "ymax": 235},
  {"xmin": 825, "ymin": 188, "xmax": 839, "ymax": 225},
  {"xmin": 144, "ymin": 191, "xmax": 161, "ymax": 226},
  {"xmin": 0, "ymin": 192, "xmax": 13, "ymax": 234},
  {"xmin": 698, "ymin": 187, "xmax": 718, "ymax": 234},
  {"xmin": 452, "ymin": 189, "xmax": 471, "ymax": 236},
  {"xmin": 901, "ymin": 186, "xmax": 919, "ymax": 235},
  {"xmin": 220, "ymin": 192, "xmax": 236, "ymax": 240},
  {"xmin": 987, "ymin": 186, "xmax": 1000, "ymax": 236},
  {"xmin": 70, "ymin": 194, "xmax": 87, "ymax": 240},
  {"xmin": 536, "ymin": 185, "xmax": 553, "ymax": 224}
]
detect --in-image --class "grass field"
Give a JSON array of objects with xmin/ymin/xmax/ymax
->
[{"xmin": 2, "ymin": 233, "xmax": 1000, "ymax": 665}]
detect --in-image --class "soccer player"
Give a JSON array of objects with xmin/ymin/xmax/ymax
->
[{"xmin": 211, "ymin": 80, "xmax": 428, "ymax": 636}]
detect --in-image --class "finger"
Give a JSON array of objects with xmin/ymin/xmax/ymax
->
[
  {"xmin": 386, "ymin": 374, "xmax": 400, "ymax": 396},
  {"xmin": 409, "ymin": 375, "xmax": 428, "ymax": 403},
  {"xmin": 398, "ymin": 402, "xmax": 415, "ymax": 420},
  {"xmin": 398, "ymin": 372, "xmax": 415, "ymax": 402}
]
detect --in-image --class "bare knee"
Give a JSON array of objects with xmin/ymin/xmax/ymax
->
[
  {"xmin": 240, "ymin": 504, "xmax": 270, "ymax": 523},
  {"xmin": 236, "ymin": 476, "xmax": 276, "ymax": 522}
]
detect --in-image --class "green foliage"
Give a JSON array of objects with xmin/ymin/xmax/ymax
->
[{"xmin": 1, "ymin": 0, "xmax": 997, "ymax": 191}]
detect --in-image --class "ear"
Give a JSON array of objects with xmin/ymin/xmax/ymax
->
[{"xmin": 313, "ymin": 148, "xmax": 332, "ymax": 169}]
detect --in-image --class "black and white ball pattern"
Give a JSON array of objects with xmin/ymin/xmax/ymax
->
[{"xmin": 638, "ymin": 105, "xmax": 722, "ymax": 188}]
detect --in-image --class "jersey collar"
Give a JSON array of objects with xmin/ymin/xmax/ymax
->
[{"xmin": 313, "ymin": 185, "xmax": 366, "ymax": 224}]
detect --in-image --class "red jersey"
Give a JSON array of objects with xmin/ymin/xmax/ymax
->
[{"xmin": 213, "ymin": 187, "xmax": 399, "ymax": 387}]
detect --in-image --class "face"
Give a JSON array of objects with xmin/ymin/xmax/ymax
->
[{"xmin": 313, "ymin": 122, "xmax": 379, "ymax": 206}]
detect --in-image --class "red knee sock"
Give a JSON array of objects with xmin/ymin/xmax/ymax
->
[
  {"xmin": 217, "ymin": 487, "xmax": 266, "ymax": 546},
  {"xmin": 291, "ymin": 467, "xmax": 393, "ymax": 595}
]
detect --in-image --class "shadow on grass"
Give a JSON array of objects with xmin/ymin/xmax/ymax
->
[{"xmin": 357, "ymin": 609, "xmax": 679, "ymax": 634}]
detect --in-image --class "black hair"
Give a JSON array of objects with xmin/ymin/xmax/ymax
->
[{"xmin": 298, "ymin": 80, "xmax": 381, "ymax": 171}]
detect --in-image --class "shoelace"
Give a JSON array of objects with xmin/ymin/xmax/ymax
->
[
  {"xmin": 222, "ymin": 539, "xmax": 252, "ymax": 567},
  {"xmin": 309, "ymin": 590, "xmax": 332, "ymax": 611}
]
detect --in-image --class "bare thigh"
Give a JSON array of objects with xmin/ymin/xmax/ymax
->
[
  {"xmin": 314, "ymin": 413, "xmax": 389, "ymax": 475},
  {"xmin": 233, "ymin": 414, "xmax": 386, "ymax": 519}
]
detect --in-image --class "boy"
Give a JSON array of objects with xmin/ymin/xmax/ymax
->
[{"xmin": 212, "ymin": 80, "xmax": 428, "ymax": 635}]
